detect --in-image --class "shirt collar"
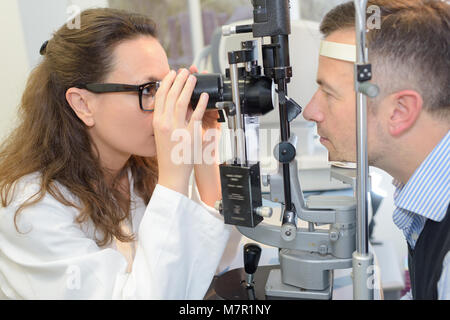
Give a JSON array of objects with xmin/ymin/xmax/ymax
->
[{"xmin": 393, "ymin": 131, "xmax": 450, "ymax": 222}]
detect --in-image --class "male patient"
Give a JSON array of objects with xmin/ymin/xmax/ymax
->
[{"xmin": 302, "ymin": 0, "xmax": 449, "ymax": 299}]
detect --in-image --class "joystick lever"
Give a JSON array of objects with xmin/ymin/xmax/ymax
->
[{"xmin": 243, "ymin": 243, "xmax": 261, "ymax": 288}]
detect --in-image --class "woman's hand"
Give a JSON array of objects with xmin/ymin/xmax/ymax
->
[
  {"xmin": 188, "ymin": 65, "xmax": 223, "ymax": 207},
  {"xmin": 187, "ymin": 65, "xmax": 221, "ymax": 146},
  {"xmin": 153, "ymin": 69, "xmax": 209, "ymax": 196}
]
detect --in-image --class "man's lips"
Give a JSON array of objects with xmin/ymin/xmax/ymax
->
[{"xmin": 317, "ymin": 130, "xmax": 329, "ymax": 143}]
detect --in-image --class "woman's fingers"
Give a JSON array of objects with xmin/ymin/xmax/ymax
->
[
  {"xmin": 189, "ymin": 65, "xmax": 198, "ymax": 74},
  {"xmin": 188, "ymin": 65, "xmax": 208, "ymax": 75},
  {"xmin": 175, "ymin": 74, "xmax": 197, "ymax": 125},
  {"xmin": 156, "ymin": 67, "xmax": 208, "ymax": 131},
  {"xmin": 154, "ymin": 70, "xmax": 176, "ymax": 118},
  {"xmin": 164, "ymin": 69, "xmax": 190, "ymax": 119},
  {"xmin": 185, "ymin": 107, "xmax": 194, "ymax": 124}
]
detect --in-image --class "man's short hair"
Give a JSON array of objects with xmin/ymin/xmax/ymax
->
[{"xmin": 320, "ymin": 0, "xmax": 450, "ymax": 119}]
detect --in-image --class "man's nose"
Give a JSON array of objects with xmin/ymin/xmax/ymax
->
[{"xmin": 303, "ymin": 90, "xmax": 324, "ymax": 123}]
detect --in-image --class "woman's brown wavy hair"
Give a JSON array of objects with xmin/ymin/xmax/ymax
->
[{"xmin": 0, "ymin": 8, "xmax": 159, "ymax": 246}]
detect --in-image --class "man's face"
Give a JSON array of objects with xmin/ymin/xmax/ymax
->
[{"xmin": 303, "ymin": 29, "xmax": 377, "ymax": 162}]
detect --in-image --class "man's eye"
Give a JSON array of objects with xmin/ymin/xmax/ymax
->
[
  {"xmin": 322, "ymin": 89, "xmax": 335, "ymax": 100},
  {"xmin": 322, "ymin": 89, "xmax": 331, "ymax": 97}
]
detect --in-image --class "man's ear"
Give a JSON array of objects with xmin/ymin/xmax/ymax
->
[
  {"xmin": 388, "ymin": 90, "xmax": 423, "ymax": 137},
  {"xmin": 66, "ymin": 88, "xmax": 95, "ymax": 127}
]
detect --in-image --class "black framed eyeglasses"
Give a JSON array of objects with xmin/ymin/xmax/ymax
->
[{"xmin": 76, "ymin": 81, "xmax": 161, "ymax": 112}]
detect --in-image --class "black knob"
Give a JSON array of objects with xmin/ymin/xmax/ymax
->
[{"xmin": 244, "ymin": 243, "xmax": 262, "ymax": 275}]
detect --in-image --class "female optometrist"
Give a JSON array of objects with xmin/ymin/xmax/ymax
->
[{"xmin": 0, "ymin": 8, "xmax": 240, "ymax": 299}]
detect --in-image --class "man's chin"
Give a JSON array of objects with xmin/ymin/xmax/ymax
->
[{"xmin": 328, "ymin": 152, "xmax": 355, "ymax": 163}]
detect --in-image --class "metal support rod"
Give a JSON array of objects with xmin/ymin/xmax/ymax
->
[
  {"xmin": 356, "ymin": 94, "xmax": 369, "ymax": 254},
  {"xmin": 272, "ymin": 33, "xmax": 293, "ymax": 213},
  {"xmin": 188, "ymin": 0, "xmax": 205, "ymax": 59},
  {"xmin": 355, "ymin": 0, "xmax": 370, "ymax": 257},
  {"xmin": 353, "ymin": 0, "xmax": 374, "ymax": 300},
  {"xmin": 277, "ymin": 80, "xmax": 293, "ymax": 212},
  {"xmin": 227, "ymin": 114, "xmax": 237, "ymax": 164},
  {"xmin": 229, "ymin": 62, "xmax": 246, "ymax": 165}
]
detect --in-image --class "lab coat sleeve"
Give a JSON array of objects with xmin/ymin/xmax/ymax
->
[
  {"xmin": 0, "ymin": 181, "xmax": 231, "ymax": 299},
  {"xmin": 189, "ymin": 178, "xmax": 243, "ymax": 275},
  {"xmin": 125, "ymin": 184, "xmax": 232, "ymax": 299}
]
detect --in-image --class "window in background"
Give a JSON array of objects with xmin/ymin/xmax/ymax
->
[
  {"xmin": 108, "ymin": 0, "xmax": 251, "ymax": 70},
  {"xmin": 107, "ymin": 0, "xmax": 349, "ymax": 69},
  {"xmin": 299, "ymin": 0, "xmax": 348, "ymax": 22}
]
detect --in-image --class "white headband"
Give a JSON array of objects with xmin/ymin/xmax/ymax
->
[{"xmin": 320, "ymin": 40, "xmax": 356, "ymax": 62}]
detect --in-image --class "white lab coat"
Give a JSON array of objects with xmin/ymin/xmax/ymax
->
[{"xmin": 0, "ymin": 171, "xmax": 235, "ymax": 299}]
